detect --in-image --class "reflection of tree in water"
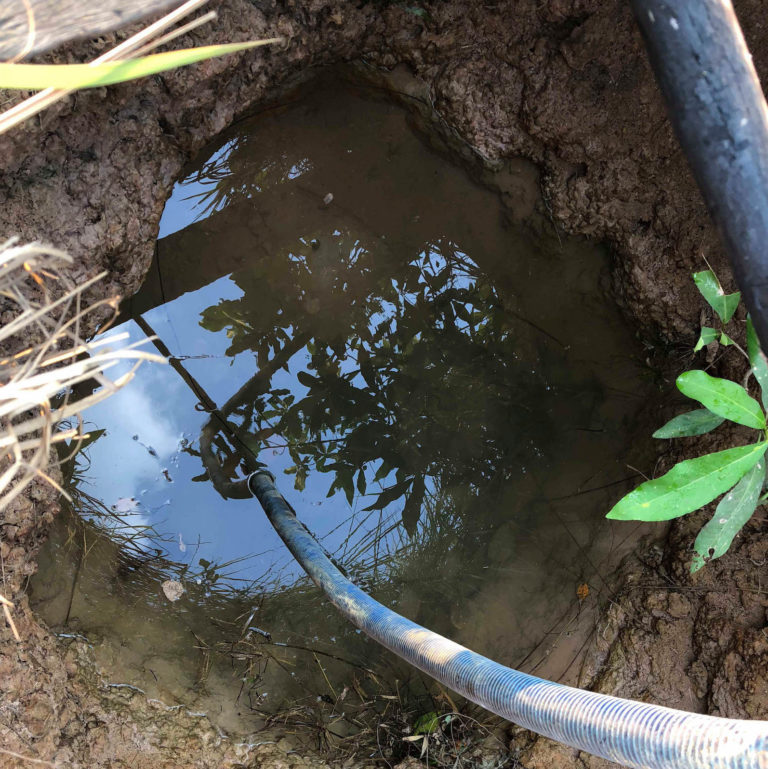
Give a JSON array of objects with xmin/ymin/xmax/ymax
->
[
  {"xmin": 182, "ymin": 132, "xmax": 314, "ymax": 220},
  {"xmin": 199, "ymin": 230, "xmax": 569, "ymax": 536}
]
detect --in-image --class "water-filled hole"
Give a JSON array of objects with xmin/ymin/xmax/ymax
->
[{"xmin": 31, "ymin": 76, "xmax": 658, "ymax": 735}]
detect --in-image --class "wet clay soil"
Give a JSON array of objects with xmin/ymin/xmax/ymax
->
[{"xmin": 1, "ymin": 1, "xmax": 768, "ymax": 768}]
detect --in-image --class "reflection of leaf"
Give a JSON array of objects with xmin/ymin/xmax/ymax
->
[
  {"xmin": 297, "ymin": 370, "xmax": 320, "ymax": 388},
  {"xmin": 373, "ymin": 460, "xmax": 393, "ymax": 483},
  {"xmin": 402, "ymin": 476, "xmax": 425, "ymax": 536},
  {"xmin": 74, "ymin": 428, "xmax": 106, "ymax": 451},
  {"xmin": 691, "ymin": 459, "xmax": 764, "ymax": 572},
  {"xmin": 295, "ymin": 466, "xmax": 307, "ymax": 492},
  {"xmin": 362, "ymin": 478, "xmax": 412, "ymax": 511}
]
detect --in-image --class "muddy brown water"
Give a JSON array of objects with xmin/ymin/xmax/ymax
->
[{"xmin": 31, "ymin": 79, "xmax": 660, "ymax": 736}]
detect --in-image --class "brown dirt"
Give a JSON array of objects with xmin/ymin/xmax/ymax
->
[{"xmin": 1, "ymin": 0, "xmax": 767, "ymax": 767}]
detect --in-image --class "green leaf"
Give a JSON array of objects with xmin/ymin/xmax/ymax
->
[
  {"xmin": 677, "ymin": 370, "xmax": 765, "ymax": 430},
  {"xmin": 720, "ymin": 331, "xmax": 734, "ymax": 346},
  {"xmin": 652, "ymin": 409, "xmax": 725, "ymax": 439},
  {"xmin": 693, "ymin": 270, "xmax": 741, "ymax": 323},
  {"xmin": 413, "ymin": 712, "xmax": 440, "ymax": 735},
  {"xmin": 694, "ymin": 326, "xmax": 718, "ymax": 352},
  {"xmin": 0, "ymin": 40, "xmax": 280, "ymax": 91},
  {"xmin": 691, "ymin": 458, "xmax": 764, "ymax": 572},
  {"xmin": 606, "ymin": 442, "xmax": 768, "ymax": 521},
  {"xmin": 747, "ymin": 316, "xmax": 768, "ymax": 412}
]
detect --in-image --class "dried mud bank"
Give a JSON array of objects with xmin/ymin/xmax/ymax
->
[{"xmin": 1, "ymin": 0, "xmax": 768, "ymax": 767}]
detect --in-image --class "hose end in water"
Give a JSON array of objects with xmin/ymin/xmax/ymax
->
[{"xmin": 246, "ymin": 469, "xmax": 275, "ymax": 497}]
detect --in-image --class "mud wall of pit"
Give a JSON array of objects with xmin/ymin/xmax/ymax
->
[
  {"xmin": 1, "ymin": 1, "xmax": 768, "ymax": 768},
  {"xmin": 0, "ymin": 0, "xmax": 754, "ymax": 341}
]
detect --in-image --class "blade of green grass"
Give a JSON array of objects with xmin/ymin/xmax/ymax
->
[{"xmin": 0, "ymin": 39, "xmax": 281, "ymax": 91}]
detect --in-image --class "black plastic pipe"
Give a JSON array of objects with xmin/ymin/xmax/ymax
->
[{"xmin": 630, "ymin": 0, "xmax": 768, "ymax": 352}]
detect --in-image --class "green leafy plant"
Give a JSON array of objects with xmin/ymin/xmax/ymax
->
[{"xmin": 607, "ymin": 269, "xmax": 768, "ymax": 572}]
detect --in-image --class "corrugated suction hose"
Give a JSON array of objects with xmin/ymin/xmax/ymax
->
[{"xmin": 244, "ymin": 470, "xmax": 768, "ymax": 769}]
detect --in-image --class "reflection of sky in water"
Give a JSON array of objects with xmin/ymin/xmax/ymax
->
[
  {"xmin": 82, "ymin": 207, "xmax": 417, "ymax": 588},
  {"xmin": 68, "ymin": 80, "xmax": 651, "ymax": 615},
  {"xmin": 158, "ymin": 140, "xmax": 238, "ymax": 238},
  {"xmin": 77, "ymin": 160, "xmax": 491, "ymax": 591}
]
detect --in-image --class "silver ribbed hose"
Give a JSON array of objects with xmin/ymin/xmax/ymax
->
[{"xmin": 246, "ymin": 471, "xmax": 768, "ymax": 769}]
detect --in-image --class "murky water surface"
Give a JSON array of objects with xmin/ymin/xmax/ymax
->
[{"xmin": 32, "ymin": 80, "xmax": 657, "ymax": 734}]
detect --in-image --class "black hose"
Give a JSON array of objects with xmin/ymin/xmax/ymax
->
[{"xmin": 630, "ymin": 0, "xmax": 768, "ymax": 351}]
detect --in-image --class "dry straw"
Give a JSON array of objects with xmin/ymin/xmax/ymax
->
[
  {"xmin": 0, "ymin": 238, "xmax": 164, "ymax": 629},
  {"xmin": 0, "ymin": 0, "xmax": 281, "ymax": 647}
]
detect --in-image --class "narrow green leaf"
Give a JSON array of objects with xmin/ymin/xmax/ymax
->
[
  {"xmin": 747, "ymin": 316, "xmax": 768, "ymax": 412},
  {"xmin": 720, "ymin": 331, "xmax": 734, "ymax": 346},
  {"xmin": 677, "ymin": 370, "xmax": 765, "ymax": 430},
  {"xmin": 652, "ymin": 409, "xmax": 725, "ymax": 439},
  {"xmin": 0, "ymin": 39, "xmax": 280, "ymax": 91},
  {"xmin": 691, "ymin": 458, "xmax": 764, "ymax": 572},
  {"xmin": 606, "ymin": 442, "xmax": 768, "ymax": 521},
  {"xmin": 693, "ymin": 270, "xmax": 741, "ymax": 323},
  {"xmin": 694, "ymin": 326, "xmax": 718, "ymax": 352}
]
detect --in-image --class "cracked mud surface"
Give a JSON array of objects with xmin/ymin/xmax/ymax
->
[{"xmin": 1, "ymin": 1, "xmax": 767, "ymax": 767}]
